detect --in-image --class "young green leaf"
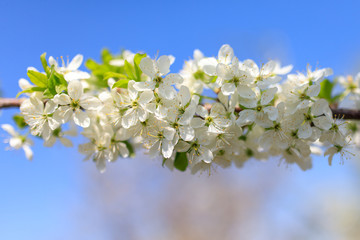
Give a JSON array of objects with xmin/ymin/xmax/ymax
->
[
  {"xmin": 319, "ymin": 79, "xmax": 334, "ymax": 102},
  {"xmin": 174, "ymin": 152, "xmax": 189, "ymax": 171},
  {"xmin": 133, "ymin": 53, "xmax": 146, "ymax": 82},
  {"xmin": 27, "ymin": 70, "xmax": 47, "ymax": 88},
  {"xmin": 16, "ymin": 86, "xmax": 46, "ymax": 98},
  {"xmin": 124, "ymin": 60, "xmax": 135, "ymax": 80},
  {"xmin": 40, "ymin": 52, "xmax": 50, "ymax": 75},
  {"xmin": 13, "ymin": 115, "xmax": 27, "ymax": 129},
  {"xmin": 112, "ymin": 79, "xmax": 130, "ymax": 89},
  {"xmin": 104, "ymin": 72, "xmax": 128, "ymax": 81}
]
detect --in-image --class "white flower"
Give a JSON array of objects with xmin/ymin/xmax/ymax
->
[
  {"xmin": 293, "ymin": 99, "xmax": 333, "ymax": 139},
  {"xmin": 22, "ymin": 98, "xmax": 60, "ymax": 140},
  {"xmin": 324, "ymin": 140, "xmax": 355, "ymax": 166},
  {"xmin": 145, "ymin": 121, "xmax": 178, "ymax": 159},
  {"xmin": 176, "ymin": 129, "xmax": 214, "ymax": 165},
  {"xmin": 202, "ymin": 44, "xmax": 235, "ymax": 76},
  {"xmin": 79, "ymin": 123, "xmax": 113, "ymax": 173},
  {"xmin": 1, "ymin": 124, "xmax": 33, "ymax": 160},
  {"xmin": 109, "ymin": 50, "xmax": 135, "ymax": 67},
  {"xmin": 118, "ymin": 81, "xmax": 154, "ymax": 129},
  {"xmin": 191, "ymin": 103, "xmax": 231, "ymax": 133},
  {"xmin": 43, "ymin": 124, "xmax": 76, "ymax": 148},
  {"xmin": 236, "ymin": 87, "xmax": 278, "ymax": 127},
  {"xmin": 134, "ymin": 55, "xmax": 183, "ymax": 100},
  {"xmin": 242, "ymin": 60, "xmax": 282, "ymax": 90},
  {"xmin": 54, "ymin": 80, "xmax": 101, "ymax": 127},
  {"xmin": 48, "ymin": 54, "xmax": 90, "ymax": 81}
]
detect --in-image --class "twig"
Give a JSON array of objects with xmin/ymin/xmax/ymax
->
[
  {"xmin": 203, "ymin": 103, "xmax": 360, "ymax": 120},
  {"xmin": 0, "ymin": 98, "xmax": 24, "ymax": 109},
  {"xmin": 0, "ymin": 98, "xmax": 360, "ymax": 120}
]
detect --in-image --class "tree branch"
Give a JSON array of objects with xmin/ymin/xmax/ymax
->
[
  {"xmin": 0, "ymin": 98, "xmax": 360, "ymax": 120},
  {"xmin": 203, "ymin": 103, "xmax": 360, "ymax": 120},
  {"xmin": 0, "ymin": 98, "xmax": 24, "ymax": 109}
]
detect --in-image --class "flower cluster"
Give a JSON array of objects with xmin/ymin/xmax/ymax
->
[{"xmin": 1, "ymin": 45, "xmax": 358, "ymax": 173}]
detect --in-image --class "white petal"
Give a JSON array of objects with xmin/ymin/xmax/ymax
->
[
  {"xmin": 157, "ymin": 55, "xmax": 171, "ymax": 75},
  {"xmin": 164, "ymin": 73, "xmax": 183, "ymax": 85},
  {"xmin": 307, "ymin": 84, "xmax": 321, "ymax": 97},
  {"xmin": 22, "ymin": 145, "xmax": 33, "ymax": 160},
  {"xmin": 162, "ymin": 139, "xmax": 174, "ymax": 159},
  {"xmin": 236, "ymin": 110, "xmax": 256, "ymax": 126},
  {"xmin": 313, "ymin": 116, "xmax": 332, "ymax": 130},
  {"xmin": 262, "ymin": 60, "xmax": 276, "ymax": 75},
  {"xmin": 44, "ymin": 100, "xmax": 58, "ymax": 114},
  {"xmin": 238, "ymin": 85, "xmax": 256, "ymax": 99},
  {"xmin": 298, "ymin": 123, "xmax": 312, "ymax": 139},
  {"xmin": 73, "ymin": 110, "xmax": 90, "ymax": 128},
  {"xmin": 68, "ymin": 80, "xmax": 83, "ymax": 100},
  {"xmin": 158, "ymin": 84, "xmax": 176, "ymax": 100},
  {"xmin": 196, "ymin": 105, "xmax": 208, "ymax": 118},
  {"xmin": 122, "ymin": 109, "xmax": 138, "ymax": 129},
  {"xmin": 1, "ymin": 124, "xmax": 17, "ymax": 137},
  {"xmin": 64, "ymin": 71, "xmax": 91, "ymax": 81},
  {"xmin": 68, "ymin": 54, "xmax": 83, "ymax": 71},
  {"xmin": 80, "ymin": 96, "xmax": 101, "ymax": 110},
  {"xmin": 198, "ymin": 146, "xmax": 213, "ymax": 163},
  {"xmin": 221, "ymin": 83, "xmax": 236, "ymax": 95},
  {"xmin": 263, "ymin": 106, "xmax": 278, "ymax": 121},
  {"xmin": 261, "ymin": 87, "xmax": 277, "ymax": 105},
  {"xmin": 218, "ymin": 44, "xmax": 234, "ymax": 64},
  {"xmin": 48, "ymin": 118, "xmax": 60, "ymax": 130},
  {"xmin": 179, "ymin": 126, "xmax": 195, "ymax": 141},
  {"xmin": 139, "ymin": 57, "xmax": 156, "ymax": 79},
  {"xmin": 178, "ymin": 85, "xmax": 191, "ymax": 106},
  {"xmin": 216, "ymin": 63, "xmax": 233, "ymax": 80},
  {"xmin": 133, "ymin": 81, "xmax": 156, "ymax": 91},
  {"xmin": 59, "ymin": 137, "xmax": 73, "ymax": 147},
  {"xmin": 54, "ymin": 94, "xmax": 71, "ymax": 105},
  {"xmin": 163, "ymin": 127, "xmax": 176, "ymax": 140},
  {"xmin": 138, "ymin": 90, "xmax": 154, "ymax": 105},
  {"xmin": 311, "ymin": 99, "xmax": 330, "ymax": 116}
]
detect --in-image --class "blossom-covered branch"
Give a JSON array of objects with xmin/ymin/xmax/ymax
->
[{"xmin": 1, "ymin": 45, "xmax": 359, "ymax": 174}]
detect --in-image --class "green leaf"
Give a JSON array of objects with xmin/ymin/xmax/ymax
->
[
  {"xmin": 27, "ymin": 70, "xmax": 47, "ymax": 88},
  {"xmin": 13, "ymin": 115, "xmax": 27, "ymax": 129},
  {"xmin": 134, "ymin": 53, "xmax": 146, "ymax": 66},
  {"xmin": 134, "ymin": 53, "xmax": 146, "ymax": 82},
  {"xmin": 124, "ymin": 60, "xmax": 135, "ymax": 80},
  {"xmin": 174, "ymin": 152, "xmax": 188, "ymax": 171},
  {"xmin": 319, "ymin": 79, "xmax": 334, "ymax": 102},
  {"xmin": 123, "ymin": 141, "xmax": 135, "ymax": 157},
  {"xmin": 112, "ymin": 79, "xmax": 130, "ymax": 89},
  {"xmin": 16, "ymin": 86, "xmax": 46, "ymax": 98},
  {"xmin": 210, "ymin": 76, "xmax": 218, "ymax": 83},
  {"xmin": 55, "ymin": 85, "xmax": 67, "ymax": 94},
  {"xmin": 40, "ymin": 52, "xmax": 50, "ymax": 75},
  {"xmin": 101, "ymin": 49, "xmax": 113, "ymax": 64},
  {"xmin": 85, "ymin": 59, "xmax": 99, "ymax": 71},
  {"xmin": 104, "ymin": 72, "xmax": 128, "ymax": 80}
]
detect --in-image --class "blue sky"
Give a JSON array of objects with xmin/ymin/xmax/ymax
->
[{"xmin": 0, "ymin": 0, "xmax": 360, "ymax": 239}]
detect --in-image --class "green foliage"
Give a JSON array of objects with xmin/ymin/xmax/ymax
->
[
  {"xmin": 174, "ymin": 152, "xmax": 188, "ymax": 171},
  {"xmin": 27, "ymin": 70, "xmax": 47, "ymax": 88},
  {"xmin": 13, "ymin": 115, "xmax": 27, "ymax": 129},
  {"xmin": 85, "ymin": 50, "xmax": 147, "ymax": 90},
  {"xmin": 17, "ymin": 53, "xmax": 68, "ymax": 98},
  {"xmin": 319, "ymin": 79, "xmax": 334, "ymax": 102},
  {"xmin": 124, "ymin": 141, "xmax": 135, "ymax": 158},
  {"xmin": 319, "ymin": 79, "xmax": 344, "ymax": 104}
]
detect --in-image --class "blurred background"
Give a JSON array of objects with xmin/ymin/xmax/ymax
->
[{"xmin": 1, "ymin": 0, "xmax": 360, "ymax": 239}]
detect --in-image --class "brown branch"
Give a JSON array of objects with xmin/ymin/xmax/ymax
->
[
  {"xmin": 0, "ymin": 97, "xmax": 360, "ymax": 120},
  {"xmin": 204, "ymin": 103, "xmax": 360, "ymax": 120},
  {"xmin": 0, "ymin": 98, "xmax": 24, "ymax": 109}
]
